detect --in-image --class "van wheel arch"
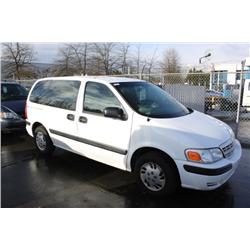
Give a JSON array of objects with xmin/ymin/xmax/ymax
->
[
  {"xmin": 32, "ymin": 122, "xmax": 45, "ymax": 136},
  {"xmin": 33, "ymin": 123, "xmax": 55, "ymax": 155},
  {"xmin": 130, "ymin": 147, "xmax": 180, "ymax": 181}
]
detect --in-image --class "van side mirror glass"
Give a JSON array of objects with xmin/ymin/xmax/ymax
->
[{"xmin": 103, "ymin": 107, "xmax": 127, "ymax": 120}]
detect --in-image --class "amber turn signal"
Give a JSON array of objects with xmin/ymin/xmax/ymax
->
[{"xmin": 186, "ymin": 151, "xmax": 202, "ymax": 162}]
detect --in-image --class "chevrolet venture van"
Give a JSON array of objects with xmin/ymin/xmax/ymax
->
[{"xmin": 26, "ymin": 76, "xmax": 242, "ymax": 195}]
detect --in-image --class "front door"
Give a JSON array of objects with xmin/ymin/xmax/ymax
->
[{"xmin": 76, "ymin": 81, "xmax": 133, "ymax": 170}]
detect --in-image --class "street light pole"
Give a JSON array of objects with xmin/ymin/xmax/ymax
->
[{"xmin": 199, "ymin": 53, "xmax": 212, "ymax": 64}]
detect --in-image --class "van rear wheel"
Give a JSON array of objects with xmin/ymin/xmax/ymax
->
[
  {"xmin": 134, "ymin": 152, "xmax": 179, "ymax": 196},
  {"xmin": 34, "ymin": 126, "xmax": 54, "ymax": 155}
]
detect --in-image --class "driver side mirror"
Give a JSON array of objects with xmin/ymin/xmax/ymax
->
[{"xmin": 103, "ymin": 107, "xmax": 127, "ymax": 120}]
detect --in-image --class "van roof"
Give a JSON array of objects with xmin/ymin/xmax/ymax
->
[{"xmin": 36, "ymin": 76, "xmax": 144, "ymax": 84}]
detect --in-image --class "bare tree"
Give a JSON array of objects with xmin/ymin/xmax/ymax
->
[
  {"xmin": 1, "ymin": 42, "xmax": 36, "ymax": 79},
  {"xmin": 135, "ymin": 44, "xmax": 141, "ymax": 74},
  {"xmin": 53, "ymin": 42, "xmax": 119, "ymax": 76},
  {"xmin": 130, "ymin": 45, "xmax": 159, "ymax": 80},
  {"xmin": 52, "ymin": 45, "xmax": 74, "ymax": 76},
  {"xmin": 93, "ymin": 43, "xmax": 118, "ymax": 75},
  {"xmin": 133, "ymin": 44, "xmax": 150, "ymax": 75},
  {"xmin": 147, "ymin": 48, "xmax": 158, "ymax": 75},
  {"xmin": 162, "ymin": 48, "xmax": 181, "ymax": 73},
  {"xmin": 118, "ymin": 43, "xmax": 130, "ymax": 74},
  {"xmin": 145, "ymin": 48, "xmax": 158, "ymax": 81},
  {"xmin": 53, "ymin": 43, "xmax": 91, "ymax": 76},
  {"xmin": 51, "ymin": 43, "xmax": 165, "ymax": 78},
  {"xmin": 68, "ymin": 43, "xmax": 89, "ymax": 75},
  {"xmin": 161, "ymin": 48, "xmax": 183, "ymax": 84}
]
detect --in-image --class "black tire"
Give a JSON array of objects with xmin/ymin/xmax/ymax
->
[
  {"xmin": 34, "ymin": 125, "xmax": 55, "ymax": 156},
  {"xmin": 134, "ymin": 151, "xmax": 180, "ymax": 196}
]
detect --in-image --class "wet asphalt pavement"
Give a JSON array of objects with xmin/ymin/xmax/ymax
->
[{"xmin": 1, "ymin": 132, "xmax": 250, "ymax": 208}]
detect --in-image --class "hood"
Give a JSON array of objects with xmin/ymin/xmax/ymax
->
[
  {"xmin": 1, "ymin": 100, "xmax": 26, "ymax": 117},
  {"xmin": 151, "ymin": 110, "xmax": 233, "ymax": 148}
]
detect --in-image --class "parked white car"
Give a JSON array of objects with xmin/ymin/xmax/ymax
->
[{"xmin": 25, "ymin": 76, "xmax": 242, "ymax": 195}]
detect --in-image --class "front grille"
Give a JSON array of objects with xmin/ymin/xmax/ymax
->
[{"xmin": 221, "ymin": 141, "xmax": 235, "ymax": 158}]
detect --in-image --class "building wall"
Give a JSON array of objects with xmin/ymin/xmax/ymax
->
[{"xmin": 213, "ymin": 58, "xmax": 250, "ymax": 85}]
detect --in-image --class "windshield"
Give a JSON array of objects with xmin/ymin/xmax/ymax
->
[
  {"xmin": 112, "ymin": 81, "xmax": 190, "ymax": 118},
  {"xmin": 1, "ymin": 84, "xmax": 28, "ymax": 101}
]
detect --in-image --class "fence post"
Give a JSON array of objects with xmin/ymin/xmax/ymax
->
[
  {"xmin": 160, "ymin": 74, "xmax": 164, "ymax": 85},
  {"xmin": 209, "ymin": 71, "xmax": 213, "ymax": 90},
  {"xmin": 235, "ymin": 60, "xmax": 246, "ymax": 138},
  {"xmin": 210, "ymin": 64, "xmax": 215, "ymax": 90}
]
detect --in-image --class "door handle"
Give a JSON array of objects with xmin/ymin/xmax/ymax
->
[
  {"xmin": 67, "ymin": 114, "xmax": 75, "ymax": 121},
  {"xmin": 79, "ymin": 116, "xmax": 88, "ymax": 123}
]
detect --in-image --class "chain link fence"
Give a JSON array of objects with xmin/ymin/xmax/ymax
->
[
  {"xmin": 116, "ymin": 72, "xmax": 250, "ymax": 145},
  {"xmin": 2, "ymin": 72, "xmax": 250, "ymax": 145}
]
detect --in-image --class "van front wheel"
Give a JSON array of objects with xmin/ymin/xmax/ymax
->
[
  {"xmin": 34, "ymin": 126, "xmax": 55, "ymax": 155},
  {"xmin": 134, "ymin": 152, "xmax": 179, "ymax": 196}
]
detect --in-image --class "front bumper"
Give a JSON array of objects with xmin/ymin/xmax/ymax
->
[{"xmin": 175, "ymin": 139, "xmax": 242, "ymax": 190}]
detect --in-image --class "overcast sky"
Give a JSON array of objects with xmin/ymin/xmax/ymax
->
[{"xmin": 31, "ymin": 42, "xmax": 250, "ymax": 67}]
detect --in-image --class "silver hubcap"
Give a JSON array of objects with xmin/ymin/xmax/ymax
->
[
  {"xmin": 140, "ymin": 162, "xmax": 166, "ymax": 192},
  {"xmin": 36, "ymin": 131, "xmax": 46, "ymax": 151}
]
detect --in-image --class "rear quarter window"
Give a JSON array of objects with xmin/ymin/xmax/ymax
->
[{"xmin": 29, "ymin": 80, "xmax": 81, "ymax": 111}]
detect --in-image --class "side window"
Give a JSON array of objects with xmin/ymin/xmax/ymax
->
[
  {"xmin": 83, "ymin": 81, "xmax": 121, "ymax": 114},
  {"xmin": 29, "ymin": 80, "xmax": 81, "ymax": 111}
]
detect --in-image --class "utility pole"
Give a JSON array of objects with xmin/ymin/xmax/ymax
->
[{"xmin": 235, "ymin": 59, "xmax": 246, "ymax": 138}]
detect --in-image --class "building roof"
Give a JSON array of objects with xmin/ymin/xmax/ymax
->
[{"xmin": 213, "ymin": 57, "xmax": 250, "ymax": 71}]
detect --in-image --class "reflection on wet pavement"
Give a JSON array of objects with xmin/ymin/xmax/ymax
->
[{"xmin": 1, "ymin": 133, "xmax": 250, "ymax": 208}]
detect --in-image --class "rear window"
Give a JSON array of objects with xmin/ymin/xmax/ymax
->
[
  {"xmin": 1, "ymin": 84, "xmax": 28, "ymax": 101},
  {"xmin": 29, "ymin": 80, "xmax": 81, "ymax": 111}
]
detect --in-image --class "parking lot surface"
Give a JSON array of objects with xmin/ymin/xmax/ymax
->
[{"xmin": 1, "ymin": 132, "xmax": 250, "ymax": 208}]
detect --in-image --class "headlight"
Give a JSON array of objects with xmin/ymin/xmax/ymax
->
[
  {"xmin": 185, "ymin": 148, "xmax": 224, "ymax": 163},
  {"xmin": 0, "ymin": 111, "xmax": 19, "ymax": 120}
]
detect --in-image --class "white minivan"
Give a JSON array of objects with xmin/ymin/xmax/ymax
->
[{"xmin": 26, "ymin": 76, "xmax": 242, "ymax": 195}]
